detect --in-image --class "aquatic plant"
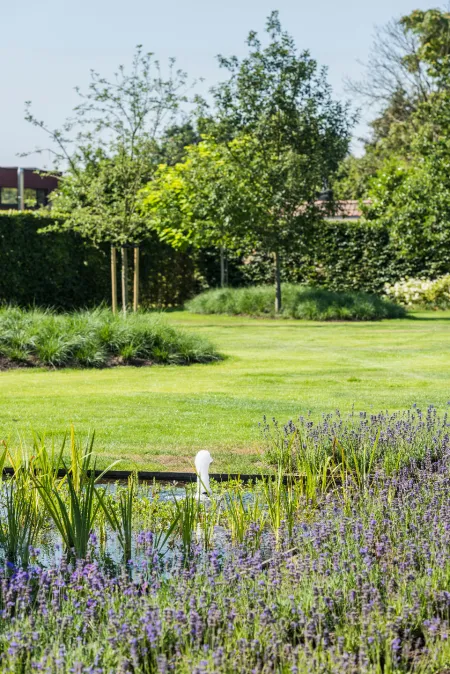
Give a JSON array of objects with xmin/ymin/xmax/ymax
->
[{"xmin": 0, "ymin": 409, "xmax": 447, "ymax": 670}]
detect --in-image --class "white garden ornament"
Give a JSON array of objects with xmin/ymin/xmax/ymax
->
[{"xmin": 195, "ymin": 450, "xmax": 213, "ymax": 498}]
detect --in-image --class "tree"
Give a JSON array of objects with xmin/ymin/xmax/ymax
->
[
  {"xmin": 364, "ymin": 153, "xmax": 450, "ymax": 273},
  {"xmin": 332, "ymin": 89, "xmax": 418, "ymax": 200},
  {"xmin": 200, "ymin": 11, "xmax": 354, "ymax": 311},
  {"xmin": 140, "ymin": 135, "xmax": 265, "ymax": 286},
  {"xmin": 401, "ymin": 9, "xmax": 450, "ymax": 86},
  {"xmin": 157, "ymin": 122, "xmax": 201, "ymax": 166},
  {"xmin": 25, "ymin": 46, "xmax": 189, "ymax": 313},
  {"xmin": 347, "ymin": 17, "xmax": 438, "ymax": 110},
  {"xmin": 363, "ymin": 82, "xmax": 450, "ymax": 273},
  {"xmin": 337, "ymin": 9, "xmax": 450, "ymax": 201}
]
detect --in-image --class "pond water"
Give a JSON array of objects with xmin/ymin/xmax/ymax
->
[{"xmin": 26, "ymin": 481, "xmax": 264, "ymax": 572}]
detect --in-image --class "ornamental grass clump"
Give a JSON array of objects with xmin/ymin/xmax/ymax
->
[
  {"xmin": 0, "ymin": 306, "xmax": 220, "ymax": 368},
  {"xmin": 186, "ymin": 284, "xmax": 406, "ymax": 320}
]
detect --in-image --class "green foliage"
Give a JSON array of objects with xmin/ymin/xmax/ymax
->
[
  {"xmin": 96, "ymin": 474, "xmax": 136, "ymax": 563},
  {"xmin": 27, "ymin": 46, "xmax": 189, "ymax": 248},
  {"xmin": 201, "ymin": 11, "xmax": 355, "ymax": 308},
  {"xmin": 401, "ymin": 9, "xmax": 450, "ymax": 84},
  {"xmin": 3, "ymin": 210, "xmax": 450, "ymax": 310},
  {"xmin": 157, "ymin": 122, "xmax": 201, "ymax": 166},
  {"xmin": 0, "ymin": 307, "xmax": 221, "ymax": 368},
  {"xmin": 364, "ymin": 93, "xmax": 450, "ymax": 259},
  {"xmin": 33, "ymin": 462, "xmax": 102, "ymax": 559},
  {"xmin": 335, "ymin": 9, "xmax": 450, "ymax": 200},
  {"xmin": 140, "ymin": 135, "xmax": 264, "ymax": 253},
  {"xmin": 185, "ymin": 284, "xmax": 405, "ymax": 320},
  {"xmin": 0, "ymin": 478, "xmax": 42, "ymax": 567},
  {"xmin": 0, "ymin": 212, "xmax": 202, "ymax": 309}
]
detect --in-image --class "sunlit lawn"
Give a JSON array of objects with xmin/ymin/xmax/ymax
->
[{"xmin": 0, "ymin": 311, "xmax": 449, "ymax": 472}]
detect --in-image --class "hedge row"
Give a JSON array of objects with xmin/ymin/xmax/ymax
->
[
  {"xmin": 231, "ymin": 222, "xmax": 450, "ymax": 294},
  {"xmin": 1, "ymin": 212, "xmax": 449, "ymax": 308},
  {"xmin": 0, "ymin": 213, "xmax": 201, "ymax": 309}
]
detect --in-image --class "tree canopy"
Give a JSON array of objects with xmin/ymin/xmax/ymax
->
[{"xmin": 197, "ymin": 11, "xmax": 353, "ymax": 309}]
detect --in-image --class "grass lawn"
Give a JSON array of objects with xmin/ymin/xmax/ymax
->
[{"xmin": 0, "ymin": 311, "xmax": 449, "ymax": 473}]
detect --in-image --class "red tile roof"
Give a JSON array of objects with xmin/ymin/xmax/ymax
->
[{"xmin": 317, "ymin": 199, "xmax": 371, "ymax": 220}]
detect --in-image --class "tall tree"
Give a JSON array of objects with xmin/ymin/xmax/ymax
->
[
  {"xmin": 362, "ymin": 15, "xmax": 450, "ymax": 274},
  {"xmin": 347, "ymin": 17, "xmax": 438, "ymax": 109},
  {"xmin": 400, "ymin": 9, "xmax": 450, "ymax": 86},
  {"xmin": 200, "ymin": 11, "xmax": 354, "ymax": 311},
  {"xmin": 25, "ymin": 46, "xmax": 189, "ymax": 313},
  {"xmin": 338, "ymin": 9, "xmax": 450, "ymax": 201},
  {"xmin": 157, "ymin": 122, "xmax": 201, "ymax": 166}
]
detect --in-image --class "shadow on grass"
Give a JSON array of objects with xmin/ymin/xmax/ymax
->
[
  {"xmin": 165, "ymin": 306, "xmax": 450, "ymax": 324},
  {"xmin": 406, "ymin": 313, "xmax": 450, "ymax": 321}
]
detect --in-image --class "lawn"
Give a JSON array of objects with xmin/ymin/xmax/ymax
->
[{"xmin": 0, "ymin": 310, "xmax": 449, "ymax": 473}]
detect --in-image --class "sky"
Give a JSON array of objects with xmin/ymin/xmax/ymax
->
[{"xmin": 1, "ymin": 0, "xmax": 443, "ymax": 167}]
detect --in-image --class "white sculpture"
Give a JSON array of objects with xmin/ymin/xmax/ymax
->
[{"xmin": 195, "ymin": 450, "xmax": 213, "ymax": 498}]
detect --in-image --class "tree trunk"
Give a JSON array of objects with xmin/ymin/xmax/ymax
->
[
  {"xmin": 133, "ymin": 246, "xmax": 140, "ymax": 312},
  {"xmin": 121, "ymin": 247, "xmax": 129, "ymax": 315},
  {"xmin": 220, "ymin": 246, "xmax": 226, "ymax": 288},
  {"xmin": 111, "ymin": 247, "xmax": 118, "ymax": 314},
  {"xmin": 274, "ymin": 251, "xmax": 282, "ymax": 313}
]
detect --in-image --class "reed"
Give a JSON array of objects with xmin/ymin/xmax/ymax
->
[
  {"xmin": 173, "ymin": 487, "xmax": 201, "ymax": 559},
  {"xmin": 98, "ymin": 473, "xmax": 136, "ymax": 563},
  {"xmin": 0, "ymin": 477, "xmax": 42, "ymax": 567}
]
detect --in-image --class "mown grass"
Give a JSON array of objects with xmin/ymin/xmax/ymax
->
[
  {"xmin": 0, "ymin": 311, "xmax": 449, "ymax": 473},
  {"xmin": 186, "ymin": 284, "xmax": 406, "ymax": 320},
  {"xmin": 0, "ymin": 307, "xmax": 220, "ymax": 368}
]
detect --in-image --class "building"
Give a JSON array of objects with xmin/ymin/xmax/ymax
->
[
  {"xmin": 0, "ymin": 167, "xmax": 59, "ymax": 210},
  {"xmin": 322, "ymin": 199, "xmax": 371, "ymax": 221}
]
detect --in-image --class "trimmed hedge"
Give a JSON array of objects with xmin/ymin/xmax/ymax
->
[
  {"xmin": 0, "ymin": 212, "xmax": 201, "ymax": 309},
  {"xmin": 186, "ymin": 285, "xmax": 406, "ymax": 320},
  {"xmin": 228, "ymin": 220, "xmax": 450, "ymax": 294},
  {"xmin": 1, "ymin": 212, "xmax": 449, "ymax": 309}
]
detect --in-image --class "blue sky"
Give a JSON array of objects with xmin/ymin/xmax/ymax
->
[{"xmin": 1, "ymin": 0, "xmax": 442, "ymax": 166}]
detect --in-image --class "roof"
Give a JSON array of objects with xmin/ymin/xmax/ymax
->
[
  {"xmin": 0, "ymin": 167, "xmax": 60, "ymax": 191},
  {"xmin": 317, "ymin": 199, "xmax": 371, "ymax": 221}
]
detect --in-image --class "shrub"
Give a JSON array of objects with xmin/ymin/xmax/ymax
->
[
  {"xmin": 186, "ymin": 284, "xmax": 406, "ymax": 320},
  {"xmin": 384, "ymin": 274, "xmax": 450, "ymax": 309},
  {"xmin": 0, "ymin": 307, "xmax": 220, "ymax": 368}
]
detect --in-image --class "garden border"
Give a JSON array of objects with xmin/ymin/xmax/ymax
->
[{"xmin": 2, "ymin": 467, "xmax": 282, "ymax": 484}]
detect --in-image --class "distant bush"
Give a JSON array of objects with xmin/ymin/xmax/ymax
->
[
  {"xmin": 0, "ymin": 307, "xmax": 220, "ymax": 368},
  {"xmin": 384, "ymin": 275, "xmax": 450, "ymax": 309},
  {"xmin": 186, "ymin": 284, "xmax": 406, "ymax": 320}
]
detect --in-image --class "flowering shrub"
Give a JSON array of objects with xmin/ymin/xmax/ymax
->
[
  {"xmin": 1, "ymin": 442, "xmax": 450, "ymax": 671},
  {"xmin": 0, "ymin": 407, "xmax": 449, "ymax": 671},
  {"xmin": 262, "ymin": 405, "xmax": 450, "ymax": 477},
  {"xmin": 384, "ymin": 274, "xmax": 450, "ymax": 308}
]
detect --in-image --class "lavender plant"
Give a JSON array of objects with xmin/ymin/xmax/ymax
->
[
  {"xmin": 0, "ymin": 455, "xmax": 448, "ymax": 671},
  {"xmin": 262, "ymin": 405, "xmax": 450, "ymax": 490},
  {"xmin": 0, "ymin": 410, "xmax": 447, "ymax": 671}
]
